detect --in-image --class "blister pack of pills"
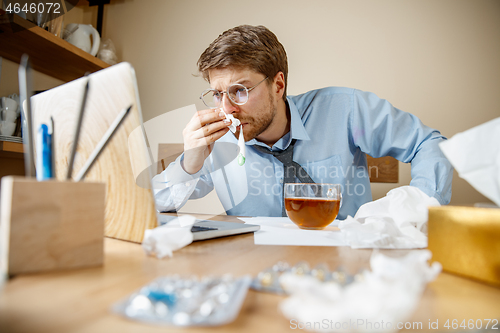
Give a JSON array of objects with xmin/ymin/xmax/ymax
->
[
  {"xmin": 251, "ymin": 261, "xmax": 364, "ymax": 295},
  {"xmin": 113, "ymin": 274, "xmax": 251, "ymax": 327}
]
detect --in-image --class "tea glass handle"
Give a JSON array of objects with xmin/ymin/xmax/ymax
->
[{"xmin": 326, "ymin": 187, "xmax": 343, "ymax": 208}]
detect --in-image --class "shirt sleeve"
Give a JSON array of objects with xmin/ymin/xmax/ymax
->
[
  {"xmin": 152, "ymin": 153, "xmax": 215, "ymax": 212},
  {"xmin": 350, "ymin": 89, "xmax": 453, "ymax": 204}
]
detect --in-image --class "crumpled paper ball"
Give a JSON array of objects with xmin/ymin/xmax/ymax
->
[
  {"xmin": 338, "ymin": 186, "xmax": 440, "ymax": 249},
  {"xmin": 142, "ymin": 215, "xmax": 196, "ymax": 259},
  {"xmin": 280, "ymin": 250, "xmax": 442, "ymax": 333}
]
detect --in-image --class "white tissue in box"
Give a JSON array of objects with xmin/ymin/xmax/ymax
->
[{"xmin": 439, "ymin": 117, "xmax": 500, "ymax": 207}]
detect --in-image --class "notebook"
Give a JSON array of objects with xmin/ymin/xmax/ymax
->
[{"xmin": 31, "ymin": 62, "xmax": 259, "ymax": 243}]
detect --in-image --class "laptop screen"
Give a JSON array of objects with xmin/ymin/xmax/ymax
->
[{"xmin": 32, "ymin": 63, "xmax": 158, "ymax": 243}]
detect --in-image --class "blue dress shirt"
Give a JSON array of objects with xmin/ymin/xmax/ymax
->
[{"xmin": 153, "ymin": 87, "xmax": 453, "ymax": 219}]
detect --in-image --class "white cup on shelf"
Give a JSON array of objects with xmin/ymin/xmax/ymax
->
[
  {"xmin": 1, "ymin": 97, "xmax": 18, "ymax": 114},
  {"xmin": 1, "ymin": 109, "xmax": 17, "ymax": 122},
  {"xmin": 7, "ymin": 94, "xmax": 21, "ymax": 116},
  {"xmin": 0, "ymin": 121, "xmax": 17, "ymax": 136}
]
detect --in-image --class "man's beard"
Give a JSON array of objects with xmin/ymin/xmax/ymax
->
[{"xmin": 233, "ymin": 92, "xmax": 276, "ymax": 142}]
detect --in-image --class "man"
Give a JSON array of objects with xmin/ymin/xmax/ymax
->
[{"xmin": 153, "ymin": 25, "xmax": 453, "ymax": 219}]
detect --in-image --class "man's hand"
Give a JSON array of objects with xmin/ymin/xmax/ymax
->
[{"xmin": 182, "ymin": 108, "xmax": 230, "ymax": 174}]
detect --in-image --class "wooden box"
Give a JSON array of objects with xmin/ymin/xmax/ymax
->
[
  {"xmin": 0, "ymin": 176, "xmax": 105, "ymax": 276},
  {"xmin": 428, "ymin": 206, "xmax": 500, "ymax": 287}
]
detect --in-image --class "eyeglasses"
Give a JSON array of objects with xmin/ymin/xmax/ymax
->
[{"xmin": 200, "ymin": 76, "xmax": 268, "ymax": 109}]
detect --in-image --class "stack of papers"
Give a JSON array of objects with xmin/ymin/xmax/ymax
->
[{"xmin": 239, "ymin": 217, "xmax": 347, "ymax": 246}]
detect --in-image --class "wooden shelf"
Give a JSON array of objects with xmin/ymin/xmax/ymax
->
[
  {"xmin": 0, "ymin": 13, "xmax": 109, "ymax": 82},
  {"xmin": 0, "ymin": 141, "xmax": 24, "ymax": 163},
  {"xmin": 0, "ymin": 141, "xmax": 23, "ymax": 153}
]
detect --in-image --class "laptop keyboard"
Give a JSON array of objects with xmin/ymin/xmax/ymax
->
[{"xmin": 191, "ymin": 225, "xmax": 219, "ymax": 233}]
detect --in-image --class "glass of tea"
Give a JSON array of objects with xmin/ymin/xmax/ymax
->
[{"xmin": 284, "ymin": 183, "xmax": 342, "ymax": 230}]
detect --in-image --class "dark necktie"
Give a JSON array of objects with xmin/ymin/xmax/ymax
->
[{"xmin": 253, "ymin": 139, "xmax": 315, "ymax": 216}]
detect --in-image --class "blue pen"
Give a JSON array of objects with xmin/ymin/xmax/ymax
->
[{"xmin": 36, "ymin": 124, "xmax": 53, "ymax": 181}]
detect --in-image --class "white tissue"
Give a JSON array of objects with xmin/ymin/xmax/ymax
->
[
  {"xmin": 338, "ymin": 186, "xmax": 440, "ymax": 249},
  {"xmin": 439, "ymin": 117, "xmax": 500, "ymax": 207},
  {"xmin": 237, "ymin": 126, "xmax": 246, "ymax": 166},
  {"xmin": 224, "ymin": 113, "xmax": 241, "ymax": 133},
  {"xmin": 280, "ymin": 250, "xmax": 442, "ymax": 333},
  {"xmin": 221, "ymin": 111, "xmax": 245, "ymax": 165},
  {"xmin": 141, "ymin": 215, "xmax": 196, "ymax": 259}
]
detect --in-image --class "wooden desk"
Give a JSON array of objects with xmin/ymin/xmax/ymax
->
[{"xmin": 0, "ymin": 215, "xmax": 499, "ymax": 332}]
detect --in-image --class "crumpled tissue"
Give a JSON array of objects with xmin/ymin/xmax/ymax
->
[
  {"xmin": 338, "ymin": 186, "xmax": 440, "ymax": 249},
  {"xmin": 222, "ymin": 112, "xmax": 245, "ymax": 165},
  {"xmin": 439, "ymin": 117, "xmax": 500, "ymax": 207},
  {"xmin": 224, "ymin": 113, "xmax": 241, "ymax": 133},
  {"xmin": 142, "ymin": 215, "xmax": 196, "ymax": 259},
  {"xmin": 280, "ymin": 250, "xmax": 442, "ymax": 333}
]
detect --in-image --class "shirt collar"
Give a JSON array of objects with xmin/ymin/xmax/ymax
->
[
  {"xmin": 247, "ymin": 97, "xmax": 310, "ymax": 150},
  {"xmin": 287, "ymin": 96, "xmax": 310, "ymax": 142}
]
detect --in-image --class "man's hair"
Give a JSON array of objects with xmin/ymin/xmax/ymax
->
[{"xmin": 197, "ymin": 25, "xmax": 288, "ymax": 102}]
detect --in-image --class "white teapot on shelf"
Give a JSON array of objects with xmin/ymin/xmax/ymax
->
[{"xmin": 64, "ymin": 24, "xmax": 101, "ymax": 56}]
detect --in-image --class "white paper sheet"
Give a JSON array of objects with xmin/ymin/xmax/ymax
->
[{"xmin": 239, "ymin": 217, "xmax": 347, "ymax": 246}]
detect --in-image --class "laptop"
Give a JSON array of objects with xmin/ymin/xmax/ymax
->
[{"xmin": 29, "ymin": 62, "xmax": 259, "ymax": 242}]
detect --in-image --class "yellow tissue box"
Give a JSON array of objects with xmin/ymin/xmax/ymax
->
[{"xmin": 428, "ymin": 206, "xmax": 500, "ymax": 287}]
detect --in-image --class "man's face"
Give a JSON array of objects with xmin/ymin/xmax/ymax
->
[{"xmin": 208, "ymin": 67, "xmax": 278, "ymax": 142}]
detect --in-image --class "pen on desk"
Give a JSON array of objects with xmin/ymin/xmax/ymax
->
[
  {"xmin": 66, "ymin": 79, "xmax": 90, "ymax": 180},
  {"xmin": 36, "ymin": 124, "xmax": 53, "ymax": 181},
  {"xmin": 50, "ymin": 116, "xmax": 56, "ymax": 178},
  {"xmin": 74, "ymin": 105, "xmax": 132, "ymax": 181},
  {"xmin": 18, "ymin": 54, "xmax": 36, "ymax": 178}
]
